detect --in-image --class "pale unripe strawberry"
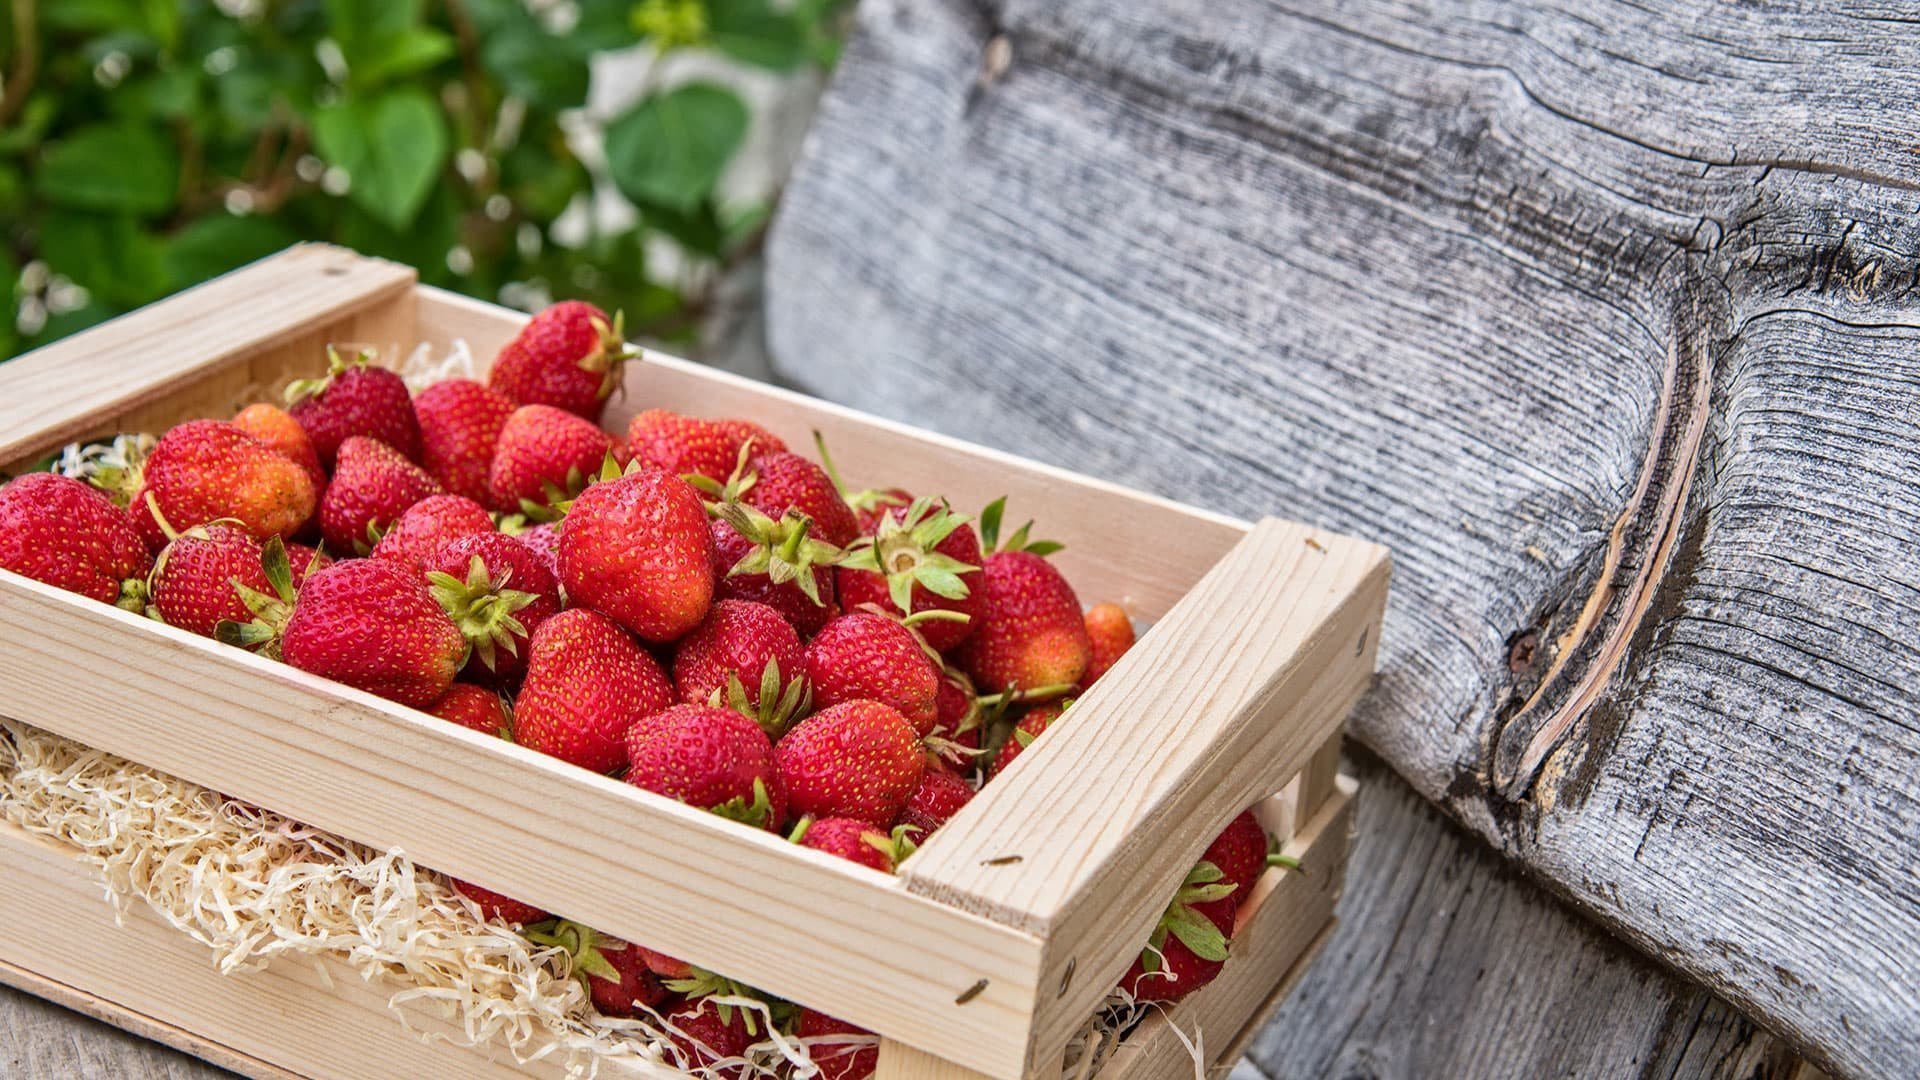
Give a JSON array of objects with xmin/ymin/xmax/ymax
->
[{"xmin": 138, "ymin": 419, "xmax": 318, "ymax": 547}]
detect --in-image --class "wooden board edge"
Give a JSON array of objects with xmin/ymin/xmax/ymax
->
[{"xmin": 1205, "ymin": 921, "xmax": 1339, "ymax": 1079}]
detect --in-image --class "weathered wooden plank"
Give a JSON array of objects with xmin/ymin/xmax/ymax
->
[{"xmin": 763, "ymin": 1, "xmax": 1920, "ymax": 1074}]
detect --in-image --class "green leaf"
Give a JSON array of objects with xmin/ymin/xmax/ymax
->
[
  {"xmin": 0, "ymin": 97, "xmax": 57, "ymax": 155},
  {"xmin": 312, "ymin": 88, "xmax": 448, "ymax": 230},
  {"xmin": 162, "ymin": 215, "xmax": 299, "ymax": 290},
  {"xmin": 482, "ymin": 32, "xmax": 590, "ymax": 110},
  {"xmin": 353, "ymin": 28, "xmax": 456, "ymax": 87},
  {"xmin": 706, "ymin": 0, "xmax": 808, "ymax": 71},
  {"xmin": 35, "ymin": 124, "xmax": 179, "ymax": 215},
  {"xmin": 39, "ymin": 212, "xmax": 168, "ymax": 307},
  {"xmin": 604, "ymin": 83, "xmax": 749, "ymax": 214}
]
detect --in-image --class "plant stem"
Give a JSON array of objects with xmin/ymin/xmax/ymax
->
[{"xmin": 0, "ymin": 0, "xmax": 38, "ymax": 128}]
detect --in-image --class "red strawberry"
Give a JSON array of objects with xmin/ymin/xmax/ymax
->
[
  {"xmin": 836, "ymin": 498, "xmax": 985, "ymax": 652},
  {"xmin": 232, "ymin": 402, "xmax": 328, "ymax": 500},
  {"xmin": 525, "ymin": 921, "xmax": 671, "ymax": 1018},
  {"xmin": 488, "ymin": 300, "xmax": 636, "ymax": 421},
  {"xmin": 451, "ymin": 879, "xmax": 548, "ymax": 926},
  {"xmin": 413, "ymin": 379, "xmax": 517, "ymax": 503},
  {"xmin": 804, "ymin": 612, "xmax": 940, "ymax": 736},
  {"xmin": 899, "ymin": 769, "xmax": 975, "ymax": 844},
  {"xmin": 797, "ymin": 1010, "xmax": 878, "ymax": 1080},
  {"xmin": 624, "ymin": 704, "xmax": 784, "ymax": 829},
  {"xmin": 286, "ymin": 542, "xmax": 333, "ymax": 587},
  {"xmin": 793, "ymin": 816, "xmax": 897, "ymax": 873},
  {"xmin": 514, "ymin": 608, "xmax": 673, "ymax": 772},
  {"xmin": 672, "ymin": 600, "xmax": 805, "ymax": 730},
  {"xmin": 0, "ymin": 473, "xmax": 151, "ymax": 608},
  {"xmin": 286, "ymin": 348, "xmax": 421, "ymax": 467},
  {"xmin": 812, "ymin": 434, "xmax": 911, "ymax": 536},
  {"xmin": 514, "ymin": 521, "xmax": 562, "ymax": 579},
  {"xmin": 956, "ymin": 551, "xmax": 1090, "ymax": 694},
  {"xmin": 1117, "ymin": 862, "xmax": 1240, "ymax": 1003},
  {"xmin": 137, "ymin": 420, "xmax": 318, "ymax": 547},
  {"xmin": 557, "ymin": 469, "xmax": 714, "ymax": 643},
  {"xmin": 626, "ymin": 409, "xmax": 787, "ymax": 485},
  {"xmin": 1083, "ymin": 602, "xmax": 1136, "ymax": 685},
  {"xmin": 990, "ymin": 700, "xmax": 1070, "ymax": 777},
  {"xmin": 282, "ymin": 559, "xmax": 467, "ymax": 707},
  {"xmin": 150, "ymin": 524, "xmax": 285, "ymax": 639},
  {"xmin": 664, "ymin": 998, "xmax": 754, "ymax": 1078},
  {"xmin": 320, "ymin": 437, "xmax": 443, "ymax": 554},
  {"xmin": 487, "ymin": 404, "xmax": 615, "ymax": 514},
  {"xmin": 428, "ymin": 683, "xmax": 511, "ymax": 738},
  {"xmin": 424, "ymin": 532, "xmax": 562, "ymax": 684},
  {"xmin": 709, "ymin": 512, "xmax": 839, "ymax": 636},
  {"xmin": 1204, "ymin": 810, "xmax": 1271, "ymax": 899},
  {"xmin": 774, "ymin": 701, "xmax": 924, "ymax": 827},
  {"xmin": 633, "ymin": 945, "xmax": 694, "ymax": 981},
  {"xmin": 739, "ymin": 451, "xmax": 859, "ymax": 547},
  {"xmin": 371, "ymin": 494, "xmax": 494, "ymax": 569}
]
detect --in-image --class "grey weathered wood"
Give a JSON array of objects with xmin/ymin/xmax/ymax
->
[
  {"xmin": 0, "ymin": 984, "xmax": 231, "ymax": 1079},
  {"xmin": 764, "ymin": 2, "xmax": 1920, "ymax": 1076}
]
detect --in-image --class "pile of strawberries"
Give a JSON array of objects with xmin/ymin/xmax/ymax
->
[{"xmin": 0, "ymin": 301, "xmax": 1291, "ymax": 1075}]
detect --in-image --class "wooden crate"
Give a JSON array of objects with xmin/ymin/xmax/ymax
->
[{"xmin": 0, "ymin": 246, "xmax": 1388, "ymax": 1080}]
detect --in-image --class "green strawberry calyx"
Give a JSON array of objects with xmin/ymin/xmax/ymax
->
[
  {"xmin": 712, "ymin": 499, "xmax": 842, "ymax": 608},
  {"xmin": 708, "ymin": 776, "xmax": 780, "ymax": 831},
  {"xmin": 813, "ymin": 430, "xmax": 909, "ymax": 518},
  {"xmin": 524, "ymin": 919, "xmax": 629, "ymax": 991},
  {"xmin": 838, "ymin": 496, "xmax": 979, "ymax": 617},
  {"xmin": 427, "ymin": 554, "xmax": 540, "ymax": 674},
  {"xmin": 1137, "ymin": 861, "xmax": 1238, "ymax": 974},
  {"xmin": 212, "ymin": 536, "xmax": 299, "ymax": 659},
  {"xmin": 577, "ymin": 311, "xmax": 640, "ymax": 404},
  {"xmin": 661, "ymin": 966, "xmax": 774, "ymax": 1035},
  {"xmin": 865, "ymin": 823, "xmax": 919, "ymax": 868},
  {"xmin": 707, "ymin": 656, "xmax": 811, "ymax": 740},
  {"xmin": 978, "ymin": 496, "xmax": 1065, "ymax": 557},
  {"xmin": 284, "ymin": 346, "xmax": 377, "ymax": 407},
  {"xmin": 54, "ymin": 433, "xmax": 155, "ymax": 509}
]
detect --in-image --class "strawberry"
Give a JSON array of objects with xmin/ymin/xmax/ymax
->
[
  {"xmin": 513, "ymin": 521, "xmax": 562, "ymax": 579},
  {"xmin": 150, "ymin": 524, "xmax": 283, "ymax": 638},
  {"xmin": 0, "ymin": 473, "xmax": 151, "ymax": 608},
  {"xmin": 525, "ymin": 921, "xmax": 670, "ymax": 1018},
  {"xmin": 424, "ymin": 532, "xmax": 561, "ymax": 684},
  {"xmin": 739, "ymin": 451, "xmax": 859, "ymax": 547},
  {"xmin": 1116, "ymin": 862, "xmax": 1240, "ymax": 1003},
  {"xmin": 774, "ymin": 700, "xmax": 924, "ymax": 827},
  {"xmin": 632, "ymin": 945, "xmax": 694, "ymax": 981},
  {"xmin": 136, "ymin": 420, "xmax": 318, "ymax": 548},
  {"xmin": 626, "ymin": 409, "xmax": 787, "ymax": 485},
  {"xmin": 487, "ymin": 300, "xmax": 636, "ymax": 421},
  {"xmin": 791, "ymin": 816, "xmax": 901, "ymax": 873},
  {"xmin": 927, "ymin": 672, "xmax": 986, "ymax": 766},
  {"xmin": 557, "ymin": 468, "xmax": 714, "ymax": 643},
  {"xmin": 231, "ymin": 402, "xmax": 328, "ymax": 500},
  {"xmin": 899, "ymin": 769, "xmax": 976, "ymax": 844},
  {"xmin": 370, "ymin": 494, "xmax": 494, "ymax": 569},
  {"xmin": 990, "ymin": 699, "xmax": 1071, "ymax": 777},
  {"xmin": 1204, "ymin": 810, "xmax": 1271, "ymax": 899},
  {"xmin": 709, "ymin": 507, "xmax": 839, "ymax": 636},
  {"xmin": 282, "ymin": 559, "xmax": 467, "ymax": 707},
  {"xmin": 804, "ymin": 612, "xmax": 940, "ymax": 736},
  {"xmin": 836, "ymin": 497, "xmax": 985, "ymax": 652},
  {"xmin": 514, "ymin": 608, "xmax": 673, "ymax": 772},
  {"xmin": 672, "ymin": 600, "xmax": 805, "ymax": 727},
  {"xmin": 813, "ymin": 433, "xmax": 911, "ymax": 536},
  {"xmin": 52, "ymin": 432, "xmax": 153, "ymax": 510},
  {"xmin": 286, "ymin": 347, "xmax": 421, "ymax": 467},
  {"xmin": 320, "ymin": 437, "xmax": 443, "ymax": 554},
  {"xmin": 956, "ymin": 551, "xmax": 1090, "ymax": 694},
  {"xmin": 664, "ymin": 998, "xmax": 755, "ymax": 1078},
  {"xmin": 1083, "ymin": 602, "xmax": 1136, "ymax": 684},
  {"xmin": 413, "ymin": 378, "xmax": 516, "ymax": 503},
  {"xmin": 451, "ymin": 879, "xmax": 548, "ymax": 926},
  {"xmin": 624, "ymin": 704, "xmax": 784, "ymax": 830},
  {"xmin": 428, "ymin": 683, "xmax": 511, "ymax": 738},
  {"xmin": 797, "ymin": 1010, "xmax": 879, "ymax": 1080},
  {"xmin": 488, "ymin": 404, "xmax": 616, "ymax": 515},
  {"xmin": 286, "ymin": 542, "xmax": 333, "ymax": 587}
]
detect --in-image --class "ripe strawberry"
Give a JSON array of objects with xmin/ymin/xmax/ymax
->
[
  {"xmin": 804, "ymin": 612, "xmax": 940, "ymax": 736},
  {"xmin": 632, "ymin": 945, "xmax": 694, "ymax": 981},
  {"xmin": 52, "ymin": 432, "xmax": 152, "ymax": 510},
  {"xmin": 514, "ymin": 521, "xmax": 562, "ymax": 579},
  {"xmin": 320, "ymin": 437, "xmax": 443, "ymax": 554},
  {"xmin": 370, "ymin": 494, "xmax": 494, "ymax": 568},
  {"xmin": 956, "ymin": 551, "xmax": 1090, "ymax": 694},
  {"xmin": 927, "ymin": 672, "xmax": 986, "ymax": 767},
  {"xmin": 990, "ymin": 700, "xmax": 1070, "ymax": 777},
  {"xmin": 514, "ymin": 608, "xmax": 673, "ymax": 772},
  {"xmin": 452, "ymin": 879, "xmax": 548, "ymax": 926},
  {"xmin": 1083, "ymin": 602, "xmax": 1136, "ymax": 684},
  {"xmin": 557, "ymin": 469, "xmax": 714, "ymax": 643},
  {"xmin": 774, "ymin": 701, "xmax": 924, "ymax": 827},
  {"xmin": 525, "ymin": 921, "xmax": 670, "ymax": 1018},
  {"xmin": 286, "ymin": 347, "xmax": 421, "ymax": 466},
  {"xmin": 488, "ymin": 404, "xmax": 616, "ymax": 514},
  {"xmin": 792, "ymin": 816, "xmax": 899, "ymax": 873},
  {"xmin": 739, "ymin": 451, "xmax": 859, "ymax": 546},
  {"xmin": 231, "ymin": 402, "xmax": 328, "ymax": 499},
  {"xmin": 286, "ymin": 542, "xmax": 333, "ymax": 587},
  {"xmin": 150, "ymin": 524, "xmax": 284, "ymax": 639},
  {"xmin": 282, "ymin": 559, "xmax": 467, "ymax": 708},
  {"xmin": 413, "ymin": 378, "xmax": 517, "ymax": 503},
  {"xmin": 797, "ymin": 1010, "xmax": 878, "ymax": 1080},
  {"xmin": 428, "ymin": 683, "xmax": 511, "ymax": 738},
  {"xmin": 1116, "ymin": 862, "xmax": 1240, "ymax": 1003},
  {"xmin": 1204, "ymin": 810, "xmax": 1271, "ymax": 899},
  {"xmin": 488, "ymin": 300, "xmax": 636, "ymax": 421},
  {"xmin": 836, "ymin": 497, "xmax": 985, "ymax": 652},
  {"xmin": 0, "ymin": 473, "xmax": 151, "ymax": 608},
  {"xmin": 624, "ymin": 704, "xmax": 784, "ymax": 829},
  {"xmin": 664, "ymin": 998, "xmax": 755, "ymax": 1078},
  {"xmin": 424, "ymin": 532, "xmax": 562, "ymax": 684},
  {"xmin": 626, "ymin": 409, "xmax": 787, "ymax": 485},
  {"xmin": 710, "ymin": 509, "xmax": 839, "ymax": 636},
  {"xmin": 672, "ymin": 600, "xmax": 805, "ymax": 726},
  {"xmin": 899, "ymin": 770, "xmax": 975, "ymax": 844},
  {"xmin": 136, "ymin": 420, "xmax": 318, "ymax": 547}
]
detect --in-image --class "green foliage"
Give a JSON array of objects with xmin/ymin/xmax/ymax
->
[{"xmin": 0, "ymin": 0, "xmax": 851, "ymax": 361}]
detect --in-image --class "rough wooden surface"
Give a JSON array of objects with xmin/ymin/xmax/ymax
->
[{"xmin": 763, "ymin": 2, "xmax": 1919, "ymax": 1075}]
